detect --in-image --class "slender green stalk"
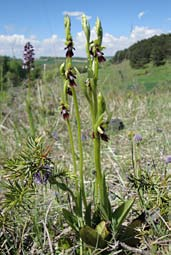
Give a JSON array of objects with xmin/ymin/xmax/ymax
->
[
  {"xmin": 82, "ymin": 21, "xmax": 104, "ymax": 206},
  {"xmin": 66, "ymin": 119, "xmax": 78, "ymax": 190},
  {"xmin": 72, "ymin": 88, "xmax": 87, "ymax": 208},
  {"xmin": 94, "ymin": 135, "xmax": 103, "ymax": 204},
  {"xmin": 92, "ymin": 86, "xmax": 98, "ymax": 120},
  {"xmin": 26, "ymin": 72, "xmax": 35, "ymax": 137}
]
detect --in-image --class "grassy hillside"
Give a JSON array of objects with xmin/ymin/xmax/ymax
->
[
  {"xmin": 111, "ymin": 33, "xmax": 171, "ymax": 68},
  {"xmin": 0, "ymin": 58, "xmax": 170, "ymax": 254}
]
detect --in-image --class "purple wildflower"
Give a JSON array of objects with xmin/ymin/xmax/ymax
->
[
  {"xmin": 134, "ymin": 134, "xmax": 142, "ymax": 143},
  {"xmin": 34, "ymin": 165, "xmax": 52, "ymax": 185},
  {"xmin": 164, "ymin": 155, "xmax": 171, "ymax": 164},
  {"xmin": 52, "ymin": 131, "xmax": 58, "ymax": 141},
  {"xmin": 22, "ymin": 42, "xmax": 35, "ymax": 71}
]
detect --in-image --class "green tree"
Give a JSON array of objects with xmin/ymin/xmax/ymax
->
[{"xmin": 151, "ymin": 46, "xmax": 165, "ymax": 66}]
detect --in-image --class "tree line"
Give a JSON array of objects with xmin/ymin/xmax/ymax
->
[
  {"xmin": 111, "ymin": 33, "xmax": 171, "ymax": 68},
  {"xmin": 0, "ymin": 56, "xmax": 41, "ymax": 90}
]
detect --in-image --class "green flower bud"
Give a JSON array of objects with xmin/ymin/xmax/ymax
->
[
  {"xmin": 82, "ymin": 14, "xmax": 90, "ymax": 42},
  {"xmin": 97, "ymin": 92, "xmax": 106, "ymax": 117},
  {"xmin": 96, "ymin": 17, "xmax": 103, "ymax": 46},
  {"xmin": 64, "ymin": 15, "xmax": 71, "ymax": 40},
  {"xmin": 60, "ymin": 63, "xmax": 65, "ymax": 77},
  {"xmin": 92, "ymin": 58, "xmax": 99, "ymax": 80}
]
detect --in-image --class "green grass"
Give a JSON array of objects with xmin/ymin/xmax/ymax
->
[
  {"xmin": 98, "ymin": 60, "xmax": 171, "ymax": 93},
  {"xmin": 0, "ymin": 60, "xmax": 170, "ymax": 254}
]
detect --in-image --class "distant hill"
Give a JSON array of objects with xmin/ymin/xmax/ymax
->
[
  {"xmin": 111, "ymin": 33, "xmax": 171, "ymax": 68},
  {"xmin": 37, "ymin": 56, "xmax": 87, "ymax": 65}
]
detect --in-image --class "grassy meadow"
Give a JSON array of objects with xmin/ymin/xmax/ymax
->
[
  {"xmin": 0, "ymin": 58, "xmax": 170, "ymax": 254},
  {"xmin": 0, "ymin": 20, "xmax": 170, "ymax": 254}
]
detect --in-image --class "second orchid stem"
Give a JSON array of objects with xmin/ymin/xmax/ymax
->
[{"xmin": 72, "ymin": 87, "xmax": 87, "ymax": 208}]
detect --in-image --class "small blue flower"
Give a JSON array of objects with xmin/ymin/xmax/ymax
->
[
  {"xmin": 82, "ymin": 133, "xmax": 88, "ymax": 141},
  {"xmin": 34, "ymin": 164, "xmax": 52, "ymax": 185},
  {"xmin": 134, "ymin": 134, "xmax": 142, "ymax": 143},
  {"xmin": 164, "ymin": 155, "xmax": 171, "ymax": 164},
  {"xmin": 52, "ymin": 131, "xmax": 58, "ymax": 141}
]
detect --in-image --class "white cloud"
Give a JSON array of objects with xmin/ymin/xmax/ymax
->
[
  {"xmin": 62, "ymin": 11, "xmax": 91, "ymax": 20},
  {"xmin": 103, "ymin": 26, "xmax": 162, "ymax": 56},
  {"xmin": 138, "ymin": 11, "xmax": 145, "ymax": 19},
  {"xmin": 0, "ymin": 26, "xmax": 163, "ymax": 58},
  {"xmin": 130, "ymin": 26, "xmax": 161, "ymax": 40}
]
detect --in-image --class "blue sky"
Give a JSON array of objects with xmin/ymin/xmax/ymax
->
[{"xmin": 0, "ymin": 0, "xmax": 171, "ymax": 57}]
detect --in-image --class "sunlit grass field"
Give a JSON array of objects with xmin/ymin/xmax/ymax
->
[{"xmin": 0, "ymin": 59, "xmax": 170, "ymax": 254}]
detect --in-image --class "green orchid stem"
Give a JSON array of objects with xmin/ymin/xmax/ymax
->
[
  {"xmin": 93, "ymin": 87, "xmax": 98, "ymax": 119},
  {"xmin": 94, "ymin": 135, "xmax": 103, "ymax": 205},
  {"xmin": 66, "ymin": 119, "xmax": 78, "ymax": 190},
  {"xmin": 26, "ymin": 72, "xmax": 35, "ymax": 137},
  {"xmin": 72, "ymin": 87, "xmax": 87, "ymax": 208}
]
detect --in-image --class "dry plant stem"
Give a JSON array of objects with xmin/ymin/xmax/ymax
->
[
  {"xmin": 132, "ymin": 139, "xmax": 144, "ymax": 208},
  {"xmin": 42, "ymin": 222, "xmax": 54, "ymax": 255},
  {"xmin": 119, "ymin": 242, "xmax": 150, "ymax": 255}
]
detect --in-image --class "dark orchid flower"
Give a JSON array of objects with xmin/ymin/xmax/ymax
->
[
  {"xmin": 65, "ymin": 41, "xmax": 75, "ymax": 58},
  {"xmin": 97, "ymin": 126, "xmax": 109, "ymax": 142},
  {"xmin": 67, "ymin": 70, "xmax": 77, "ymax": 87},
  {"xmin": 96, "ymin": 49, "xmax": 106, "ymax": 62},
  {"xmin": 92, "ymin": 126, "xmax": 109, "ymax": 142},
  {"xmin": 89, "ymin": 43, "xmax": 106, "ymax": 63},
  {"xmin": 67, "ymin": 87, "xmax": 73, "ymax": 96},
  {"xmin": 22, "ymin": 42, "xmax": 35, "ymax": 71},
  {"xmin": 100, "ymin": 132, "xmax": 109, "ymax": 142},
  {"xmin": 61, "ymin": 105, "xmax": 69, "ymax": 120}
]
